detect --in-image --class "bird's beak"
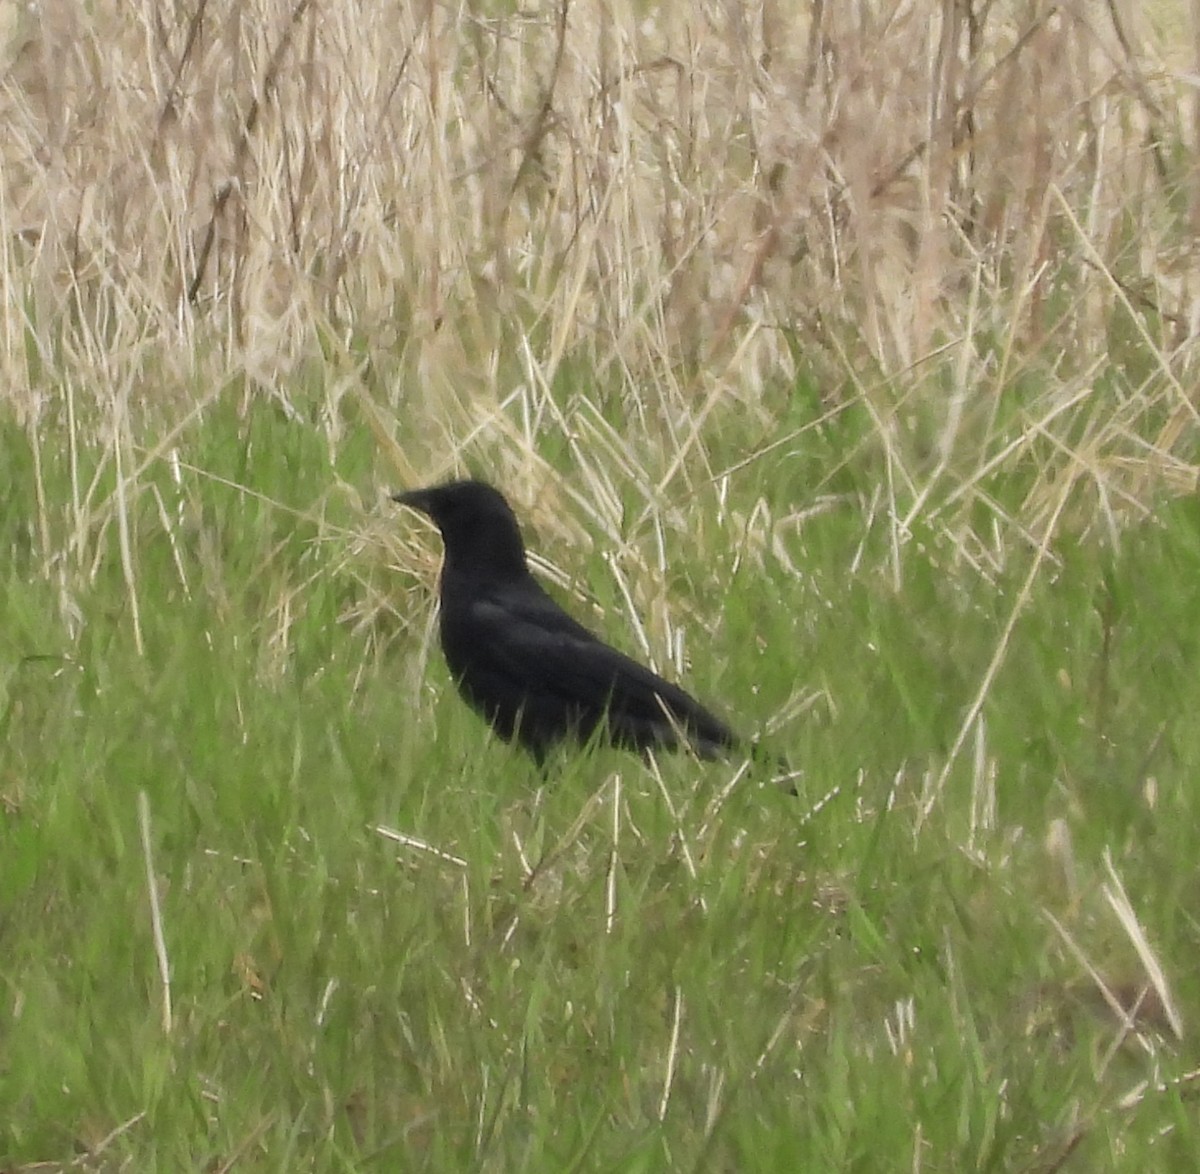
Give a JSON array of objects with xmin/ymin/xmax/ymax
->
[{"xmin": 392, "ymin": 489, "xmax": 432, "ymax": 514}]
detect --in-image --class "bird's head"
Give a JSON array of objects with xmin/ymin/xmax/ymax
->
[{"xmin": 394, "ymin": 480, "xmax": 529, "ymax": 580}]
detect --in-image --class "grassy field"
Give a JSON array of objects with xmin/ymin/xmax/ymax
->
[{"xmin": 3, "ymin": 0, "xmax": 1200, "ymax": 1170}]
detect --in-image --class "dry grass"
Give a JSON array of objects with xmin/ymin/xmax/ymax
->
[
  {"xmin": 2, "ymin": 1, "xmax": 1197, "ymax": 520},
  {"xmin": 3, "ymin": 0, "xmax": 1198, "ymax": 777},
  {"xmin": 0, "ymin": 0, "xmax": 1196, "ymax": 718}
]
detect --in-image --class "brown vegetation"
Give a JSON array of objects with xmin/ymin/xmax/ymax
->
[{"xmin": 1, "ymin": 1, "xmax": 1196, "ymax": 532}]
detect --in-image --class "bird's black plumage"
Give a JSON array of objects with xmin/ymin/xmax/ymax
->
[{"xmin": 395, "ymin": 480, "xmax": 739, "ymax": 765}]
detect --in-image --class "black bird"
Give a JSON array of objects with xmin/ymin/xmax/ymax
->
[{"xmin": 394, "ymin": 480, "xmax": 740, "ymax": 766}]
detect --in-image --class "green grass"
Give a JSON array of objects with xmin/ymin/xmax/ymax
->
[
  {"xmin": 4, "ymin": 0, "xmax": 1199, "ymax": 1166},
  {"xmin": 2, "ymin": 388, "xmax": 1197, "ymax": 1171}
]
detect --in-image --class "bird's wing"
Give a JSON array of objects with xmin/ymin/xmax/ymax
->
[{"xmin": 449, "ymin": 581, "xmax": 736, "ymax": 754}]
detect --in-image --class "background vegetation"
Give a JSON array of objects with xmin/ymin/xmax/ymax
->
[{"xmin": 2, "ymin": 0, "xmax": 1199, "ymax": 1168}]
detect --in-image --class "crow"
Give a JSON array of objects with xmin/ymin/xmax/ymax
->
[{"xmin": 394, "ymin": 479, "xmax": 740, "ymax": 766}]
